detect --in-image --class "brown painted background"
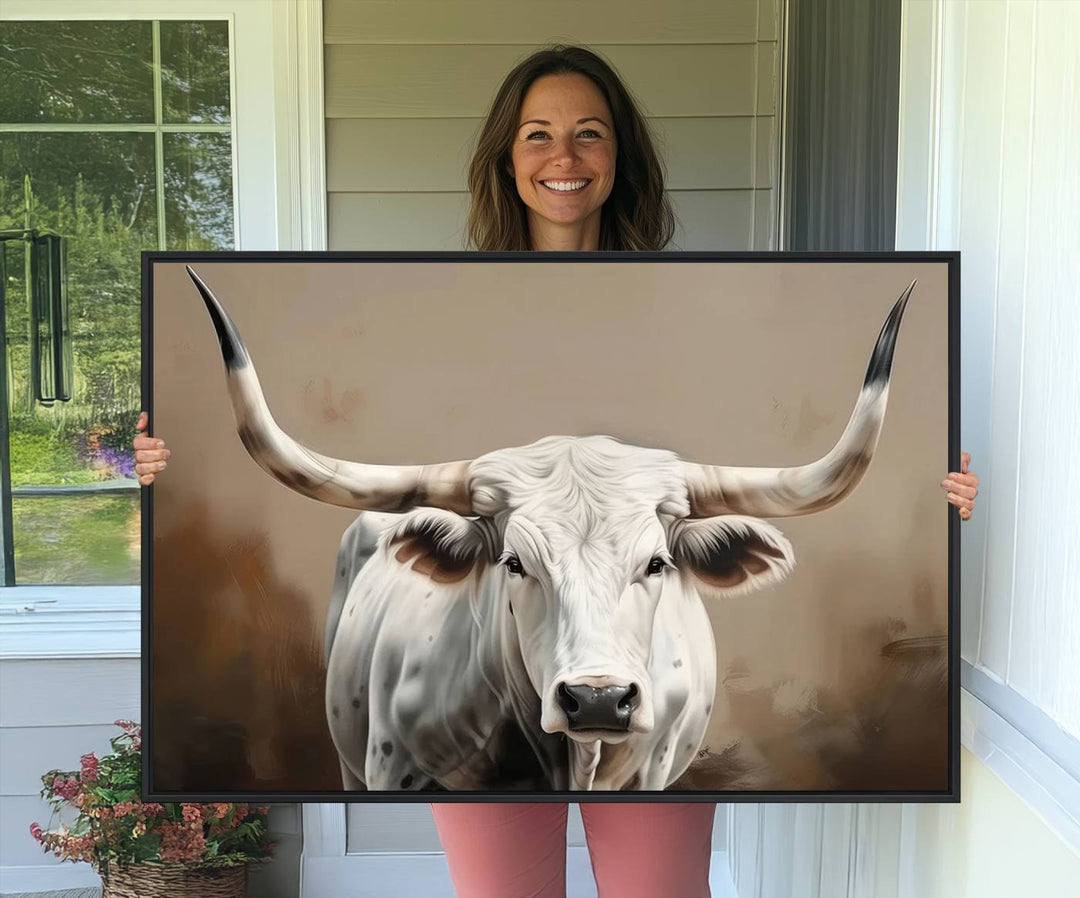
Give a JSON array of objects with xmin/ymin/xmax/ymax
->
[{"xmin": 149, "ymin": 258, "xmax": 949, "ymax": 794}]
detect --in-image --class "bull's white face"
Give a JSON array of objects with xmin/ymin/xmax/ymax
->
[
  {"xmin": 498, "ymin": 500, "xmax": 672, "ymax": 742},
  {"xmin": 462, "ymin": 436, "xmax": 795, "ymax": 744}
]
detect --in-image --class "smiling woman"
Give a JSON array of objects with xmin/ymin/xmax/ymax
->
[
  {"xmin": 465, "ymin": 45, "xmax": 675, "ymax": 253},
  {"xmin": 508, "ymin": 73, "xmax": 618, "ymax": 250}
]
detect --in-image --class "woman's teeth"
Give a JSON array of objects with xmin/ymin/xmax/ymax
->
[{"xmin": 542, "ymin": 180, "xmax": 588, "ymax": 192}]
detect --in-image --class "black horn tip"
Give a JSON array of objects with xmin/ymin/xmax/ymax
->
[
  {"xmin": 185, "ymin": 266, "xmax": 250, "ymax": 370},
  {"xmin": 863, "ymin": 280, "xmax": 917, "ymax": 390}
]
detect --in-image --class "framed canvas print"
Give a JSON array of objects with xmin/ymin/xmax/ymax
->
[{"xmin": 142, "ymin": 251, "xmax": 959, "ymax": 802}]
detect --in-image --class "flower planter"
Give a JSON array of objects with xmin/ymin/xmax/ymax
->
[
  {"xmin": 31, "ymin": 722, "xmax": 273, "ymax": 889},
  {"xmin": 101, "ymin": 861, "xmax": 247, "ymax": 898}
]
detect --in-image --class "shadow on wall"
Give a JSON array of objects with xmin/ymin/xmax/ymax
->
[
  {"xmin": 151, "ymin": 500, "xmax": 341, "ymax": 792},
  {"xmin": 672, "ymin": 632, "xmax": 947, "ymax": 792}
]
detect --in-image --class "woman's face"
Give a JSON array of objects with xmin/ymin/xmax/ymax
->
[{"xmin": 509, "ymin": 73, "xmax": 617, "ymax": 247}]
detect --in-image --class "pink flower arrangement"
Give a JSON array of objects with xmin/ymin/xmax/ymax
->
[{"xmin": 30, "ymin": 721, "xmax": 274, "ymax": 874}]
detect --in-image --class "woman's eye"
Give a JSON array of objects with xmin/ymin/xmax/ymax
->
[
  {"xmin": 504, "ymin": 556, "xmax": 526, "ymax": 576},
  {"xmin": 646, "ymin": 557, "xmax": 667, "ymax": 576},
  {"xmin": 579, "ymin": 129, "xmax": 601, "ymax": 138},
  {"xmin": 525, "ymin": 130, "xmax": 549, "ymax": 140}
]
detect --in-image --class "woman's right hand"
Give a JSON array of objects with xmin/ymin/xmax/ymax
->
[{"xmin": 133, "ymin": 411, "xmax": 170, "ymax": 486}]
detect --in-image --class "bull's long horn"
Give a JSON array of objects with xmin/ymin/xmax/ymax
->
[
  {"xmin": 683, "ymin": 281, "xmax": 916, "ymax": 518},
  {"xmin": 186, "ymin": 266, "xmax": 473, "ymax": 514}
]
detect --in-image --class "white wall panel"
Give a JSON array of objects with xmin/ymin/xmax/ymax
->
[
  {"xmin": 978, "ymin": 0, "xmax": 1035, "ymax": 682},
  {"xmin": 0, "ymin": 660, "xmax": 140, "ymax": 727},
  {"xmin": 345, "ymin": 803, "xmax": 443, "ymax": 853},
  {"xmin": 1005, "ymin": 2, "xmax": 1080, "ymax": 732},
  {"xmin": 326, "ymin": 117, "xmax": 768, "ymax": 193},
  {"xmin": 953, "ymin": 0, "xmax": 1009, "ymax": 675},
  {"xmin": 325, "ymin": 44, "xmax": 759, "ymax": 119},
  {"xmin": 899, "ymin": 0, "xmax": 1080, "ymax": 737},
  {"xmin": 325, "ymin": 0, "xmax": 761, "ymax": 46}
]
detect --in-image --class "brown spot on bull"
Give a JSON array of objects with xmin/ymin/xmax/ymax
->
[
  {"xmin": 381, "ymin": 741, "xmax": 393, "ymax": 756},
  {"xmin": 690, "ymin": 530, "xmax": 789, "ymax": 588},
  {"xmin": 351, "ymin": 698, "xmax": 361, "ymax": 709},
  {"xmin": 391, "ymin": 535, "xmax": 479, "ymax": 584}
]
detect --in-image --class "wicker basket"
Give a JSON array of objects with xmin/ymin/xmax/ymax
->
[{"xmin": 100, "ymin": 862, "xmax": 247, "ymax": 897}]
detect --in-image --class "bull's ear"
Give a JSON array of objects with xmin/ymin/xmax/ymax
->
[
  {"xmin": 382, "ymin": 509, "xmax": 489, "ymax": 585},
  {"xmin": 671, "ymin": 515, "xmax": 795, "ymax": 599}
]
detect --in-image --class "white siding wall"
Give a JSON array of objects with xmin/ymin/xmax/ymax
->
[
  {"xmin": 728, "ymin": 1, "xmax": 1080, "ymax": 895},
  {"xmin": 0, "ymin": 659, "xmax": 301, "ymax": 898},
  {"xmin": 0, "ymin": 659, "xmax": 140, "ymax": 894},
  {"xmin": 323, "ymin": 0, "xmax": 782, "ymax": 251}
]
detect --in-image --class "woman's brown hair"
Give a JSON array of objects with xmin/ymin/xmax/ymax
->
[{"xmin": 466, "ymin": 45, "xmax": 676, "ymax": 252}]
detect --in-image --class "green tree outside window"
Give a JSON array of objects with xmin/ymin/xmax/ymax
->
[{"xmin": 0, "ymin": 20, "xmax": 234, "ymax": 585}]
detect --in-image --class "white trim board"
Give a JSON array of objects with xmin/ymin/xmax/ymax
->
[
  {"xmin": 0, "ymin": 588, "xmax": 139, "ymax": 660},
  {"xmin": 961, "ymin": 687, "xmax": 1080, "ymax": 855}
]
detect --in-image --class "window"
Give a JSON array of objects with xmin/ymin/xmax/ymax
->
[{"xmin": 0, "ymin": 19, "xmax": 234, "ymax": 586}]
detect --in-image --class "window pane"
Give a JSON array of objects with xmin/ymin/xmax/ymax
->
[
  {"xmin": 12, "ymin": 493, "xmax": 140, "ymax": 585},
  {"xmin": 164, "ymin": 133, "xmax": 235, "ymax": 250},
  {"xmin": 2, "ymin": 132, "xmax": 151, "ymax": 585},
  {"xmin": 0, "ymin": 22, "xmax": 154, "ymax": 124},
  {"xmin": 2, "ymin": 130, "xmax": 153, "ymax": 489},
  {"xmin": 160, "ymin": 21, "xmax": 232, "ymax": 124}
]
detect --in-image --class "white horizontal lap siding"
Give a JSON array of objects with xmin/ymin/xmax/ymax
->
[
  {"xmin": 0, "ymin": 659, "xmax": 140, "ymax": 870},
  {"xmin": 324, "ymin": 0, "xmax": 781, "ymax": 252}
]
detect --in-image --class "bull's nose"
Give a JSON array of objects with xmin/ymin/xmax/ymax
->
[{"xmin": 557, "ymin": 682, "xmax": 640, "ymax": 731}]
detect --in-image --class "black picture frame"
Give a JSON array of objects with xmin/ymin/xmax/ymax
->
[{"xmin": 142, "ymin": 250, "xmax": 960, "ymax": 804}]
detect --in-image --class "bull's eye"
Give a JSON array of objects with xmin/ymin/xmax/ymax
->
[
  {"xmin": 646, "ymin": 556, "xmax": 667, "ymax": 576},
  {"xmin": 504, "ymin": 555, "xmax": 526, "ymax": 577}
]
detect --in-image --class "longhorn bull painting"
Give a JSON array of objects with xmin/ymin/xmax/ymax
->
[{"xmin": 146, "ymin": 256, "xmax": 954, "ymax": 799}]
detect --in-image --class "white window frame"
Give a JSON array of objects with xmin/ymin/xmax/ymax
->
[
  {"xmin": 896, "ymin": 0, "xmax": 1080, "ymax": 853},
  {"xmin": 0, "ymin": 0, "xmax": 326, "ymax": 660}
]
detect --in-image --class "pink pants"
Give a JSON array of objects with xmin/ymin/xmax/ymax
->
[{"xmin": 431, "ymin": 802, "xmax": 716, "ymax": 898}]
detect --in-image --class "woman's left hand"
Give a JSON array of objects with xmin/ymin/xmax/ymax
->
[{"xmin": 942, "ymin": 451, "xmax": 979, "ymax": 521}]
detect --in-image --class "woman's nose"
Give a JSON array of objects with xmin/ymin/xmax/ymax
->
[{"xmin": 548, "ymin": 134, "xmax": 579, "ymax": 165}]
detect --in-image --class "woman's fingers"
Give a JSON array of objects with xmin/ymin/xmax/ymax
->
[
  {"xmin": 133, "ymin": 411, "xmax": 167, "ymax": 486},
  {"xmin": 941, "ymin": 477, "xmax": 978, "ymax": 499},
  {"xmin": 943, "ymin": 452, "xmax": 978, "ymax": 522},
  {"xmin": 946, "ymin": 491, "xmax": 975, "ymax": 511}
]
